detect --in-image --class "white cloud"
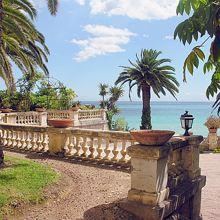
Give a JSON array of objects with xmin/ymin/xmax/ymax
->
[
  {"xmin": 165, "ymin": 35, "xmax": 174, "ymax": 40},
  {"xmin": 71, "ymin": 24, "xmax": 136, "ymax": 62},
  {"xmin": 30, "ymin": 0, "xmax": 47, "ymax": 8},
  {"xmin": 75, "ymin": 0, "xmax": 179, "ymax": 20},
  {"xmin": 75, "ymin": 0, "xmax": 86, "ymax": 5}
]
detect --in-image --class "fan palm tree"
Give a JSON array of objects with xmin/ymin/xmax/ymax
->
[{"xmin": 115, "ymin": 49, "xmax": 179, "ymax": 130}]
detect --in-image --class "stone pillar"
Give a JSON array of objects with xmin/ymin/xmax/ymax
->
[
  {"xmin": 71, "ymin": 111, "xmax": 80, "ymax": 127},
  {"xmin": 7, "ymin": 114, "xmax": 16, "ymax": 124},
  {"xmin": 207, "ymin": 132, "xmax": 218, "ymax": 150},
  {"xmin": 127, "ymin": 144, "xmax": 170, "ymax": 206},
  {"xmin": 182, "ymin": 136, "xmax": 205, "ymax": 220},
  {"xmin": 39, "ymin": 112, "xmax": 47, "ymax": 126},
  {"xmin": 47, "ymin": 128, "xmax": 67, "ymax": 154},
  {"xmin": 182, "ymin": 136, "xmax": 203, "ymax": 180}
]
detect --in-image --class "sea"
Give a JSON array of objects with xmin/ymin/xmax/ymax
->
[{"xmin": 82, "ymin": 101, "xmax": 216, "ymax": 137}]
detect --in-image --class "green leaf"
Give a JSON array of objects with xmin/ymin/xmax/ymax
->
[
  {"xmin": 194, "ymin": 47, "xmax": 205, "ymax": 60},
  {"xmin": 185, "ymin": 0, "xmax": 191, "ymax": 15},
  {"xmin": 176, "ymin": 0, "xmax": 184, "ymax": 15}
]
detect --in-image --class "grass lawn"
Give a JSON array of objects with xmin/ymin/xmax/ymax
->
[{"xmin": 0, "ymin": 155, "xmax": 59, "ymax": 219}]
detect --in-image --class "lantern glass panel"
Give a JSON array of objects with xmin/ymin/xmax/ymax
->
[{"xmin": 181, "ymin": 119, "xmax": 185, "ymax": 129}]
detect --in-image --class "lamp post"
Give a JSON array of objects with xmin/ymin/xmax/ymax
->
[{"xmin": 180, "ymin": 111, "xmax": 194, "ymax": 136}]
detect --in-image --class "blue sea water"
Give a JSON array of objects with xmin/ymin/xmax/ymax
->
[{"xmin": 82, "ymin": 101, "xmax": 215, "ymax": 137}]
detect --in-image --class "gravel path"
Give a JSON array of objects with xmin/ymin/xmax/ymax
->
[{"xmin": 4, "ymin": 151, "xmax": 220, "ymax": 220}]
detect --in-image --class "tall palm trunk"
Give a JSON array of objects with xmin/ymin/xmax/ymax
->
[
  {"xmin": 0, "ymin": 0, "xmax": 2, "ymax": 48},
  {"xmin": 140, "ymin": 84, "xmax": 152, "ymax": 130},
  {"xmin": 0, "ymin": 0, "xmax": 4, "ymax": 166}
]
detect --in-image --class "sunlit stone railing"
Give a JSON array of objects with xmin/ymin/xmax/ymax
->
[
  {"xmin": 0, "ymin": 124, "xmax": 133, "ymax": 166},
  {"xmin": 0, "ymin": 112, "xmax": 47, "ymax": 126},
  {"xmin": 0, "ymin": 125, "xmax": 49, "ymax": 152},
  {"xmin": 0, "ymin": 109, "xmax": 108, "ymax": 130},
  {"xmin": 47, "ymin": 110, "xmax": 73, "ymax": 120},
  {"xmin": 78, "ymin": 109, "xmax": 106, "ymax": 120}
]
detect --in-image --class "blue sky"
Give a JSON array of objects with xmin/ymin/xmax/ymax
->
[{"xmin": 3, "ymin": 0, "xmax": 215, "ymax": 102}]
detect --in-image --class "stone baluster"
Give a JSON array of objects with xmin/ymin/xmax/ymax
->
[
  {"xmin": 69, "ymin": 135, "xmax": 76, "ymax": 156},
  {"xmin": 74, "ymin": 135, "xmax": 81, "ymax": 156},
  {"xmin": 26, "ymin": 131, "xmax": 32, "ymax": 150},
  {"xmin": 31, "ymin": 132, "xmax": 38, "ymax": 151},
  {"xmin": 104, "ymin": 138, "xmax": 111, "ymax": 161},
  {"xmin": 112, "ymin": 139, "xmax": 119, "ymax": 162},
  {"xmin": 96, "ymin": 137, "xmax": 103, "ymax": 160},
  {"xmin": 119, "ymin": 139, "xmax": 127, "ymax": 163},
  {"xmin": 64, "ymin": 135, "xmax": 70, "ymax": 155},
  {"xmin": 21, "ymin": 131, "xmax": 27, "ymax": 149},
  {"xmin": 17, "ymin": 131, "xmax": 22, "ymax": 148},
  {"xmin": 81, "ymin": 137, "xmax": 88, "ymax": 158},
  {"xmin": 42, "ymin": 133, "xmax": 49, "ymax": 152},
  {"xmin": 7, "ymin": 130, "xmax": 13, "ymax": 147},
  {"xmin": 88, "ymin": 137, "xmax": 95, "ymax": 159}
]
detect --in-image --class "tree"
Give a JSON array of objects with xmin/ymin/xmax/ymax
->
[
  {"xmin": 174, "ymin": 0, "xmax": 220, "ymax": 112},
  {"xmin": 47, "ymin": 0, "xmax": 59, "ymax": 15},
  {"xmin": 98, "ymin": 84, "xmax": 124, "ymax": 130},
  {"xmin": 0, "ymin": 0, "xmax": 49, "ymax": 90},
  {"xmin": 115, "ymin": 49, "xmax": 179, "ymax": 130},
  {"xmin": 99, "ymin": 83, "xmax": 108, "ymax": 108}
]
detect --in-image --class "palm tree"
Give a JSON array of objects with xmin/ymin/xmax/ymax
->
[
  {"xmin": 115, "ymin": 49, "xmax": 179, "ymax": 130},
  {"xmin": 99, "ymin": 83, "xmax": 108, "ymax": 108},
  {"xmin": 0, "ymin": 0, "xmax": 49, "ymax": 89},
  {"xmin": 108, "ymin": 86, "xmax": 124, "ymax": 109},
  {"xmin": 47, "ymin": 0, "xmax": 59, "ymax": 15}
]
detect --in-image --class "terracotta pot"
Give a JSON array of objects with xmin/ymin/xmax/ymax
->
[
  {"xmin": 35, "ymin": 107, "xmax": 46, "ymax": 112},
  {"xmin": 47, "ymin": 119, "xmax": 73, "ymax": 128},
  {"xmin": 208, "ymin": 128, "xmax": 217, "ymax": 133},
  {"xmin": 130, "ymin": 130, "xmax": 175, "ymax": 146},
  {"xmin": 0, "ymin": 108, "xmax": 13, "ymax": 113}
]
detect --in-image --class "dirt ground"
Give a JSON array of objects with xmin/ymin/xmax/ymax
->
[{"xmin": 3, "ymin": 150, "xmax": 220, "ymax": 220}]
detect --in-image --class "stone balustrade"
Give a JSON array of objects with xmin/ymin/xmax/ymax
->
[
  {"xmin": 78, "ymin": 109, "xmax": 106, "ymax": 120},
  {"xmin": 0, "ymin": 109, "xmax": 108, "ymax": 130},
  {"xmin": 0, "ymin": 124, "xmax": 133, "ymax": 166},
  {"xmin": 0, "ymin": 124, "xmax": 49, "ymax": 152},
  {"xmin": 0, "ymin": 111, "xmax": 47, "ymax": 126}
]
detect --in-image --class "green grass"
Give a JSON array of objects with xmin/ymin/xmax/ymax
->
[{"xmin": 0, "ymin": 156, "xmax": 59, "ymax": 219}]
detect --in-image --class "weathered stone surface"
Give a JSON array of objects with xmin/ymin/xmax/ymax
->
[{"xmin": 120, "ymin": 175, "xmax": 206, "ymax": 220}]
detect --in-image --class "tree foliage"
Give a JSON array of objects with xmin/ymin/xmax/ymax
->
[
  {"xmin": 0, "ymin": 0, "xmax": 50, "ymax": 90},
  {"xmin": 98, "ymin": 84, "xmax": 124, "ymax": 130},
  {"xmin": 175, "ymin": 0, "xmax": 220, "ymax": 98}
]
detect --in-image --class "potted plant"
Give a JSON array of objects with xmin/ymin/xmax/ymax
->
[
  {"xmin": 0, "ymin": 100, "xmax": 13, "ymax": 113},
  {"xmin": 204, "ymin": 116, "xmax": 220, "ymax": 133}
]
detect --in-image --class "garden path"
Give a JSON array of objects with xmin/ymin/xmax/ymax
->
[{"xmin": 4, "ymin": 151, "xmax": 220, "ymax": 220}]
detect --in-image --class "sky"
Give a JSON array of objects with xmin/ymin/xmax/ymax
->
[{"xmin": 2, "ymin": 0, "xmax": 215, "ymax": 102}]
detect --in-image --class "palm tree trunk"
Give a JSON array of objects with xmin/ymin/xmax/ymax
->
[
  {"xmin": 0, "ymin": 0, "xmax": 4, "ymax": 166},
  {"xmin": 140, "ymin": 84, "xmax": 152, "ymax": 130},
  {"xmin": 0, "ymin": 0, "xmax": 2, "ymax": 48}
]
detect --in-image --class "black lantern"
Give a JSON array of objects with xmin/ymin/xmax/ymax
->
[{"xmin": 180, "ymin": 111, "xmax": 194, "ymax": 136}]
